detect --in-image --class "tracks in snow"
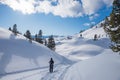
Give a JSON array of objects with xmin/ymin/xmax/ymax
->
[
  {"xmin": 41, "ymin": 65, "xmax": 70, "ymax": 80},
  {"xmin": 1, "ymin": 64, "xmax": 71, "ymax": 80}
]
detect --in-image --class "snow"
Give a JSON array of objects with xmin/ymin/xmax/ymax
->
[
  {"xmin": 0, "ymin": 20, "xmax": 120, "ymax": 80},
  {"xmin": 56, "ymin": 38, "xmax": 110, "ymax": 61},
  {"xmin": 1, "ymin": 64, "xmax": 70, "ymax": 80},
  {"xmin": 75, "ymin": 23, "xmax": 107, "ymax": 39},
  {"xmin": 56, "ymin": 25, "xmax": 110, "ymax": 61},
  {"xmin": 0, "ymin": 27, "xmax": 70, "ymax": 75},
  {"xmin": 63, "ymin": 50, "xmax": 120, "ymax": 80}
]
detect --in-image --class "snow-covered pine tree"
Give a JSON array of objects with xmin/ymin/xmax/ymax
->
[
  {"xmin": 44, "ymin": 39, "xmax": 47, "ymax": 46},
  {"xmin": 8, "ymin": 27, "xmax": 12, "ymax": 31},
  {"xmin": 113, "ymin": 0, "xmax": 120, "ymax": 14},
  {"xmin": 38, "ymin": 38, "xmax": 43, "ymax": 44},
  {"xmin": 94, "ymin": 34, "xmax": 97, "ymax": 41},
  {"xmin": 25, "ymin": 30, "xmax": 31, "ymax": 40},
  {"xmin": 80, "ymin": 34, "xmax": 82, "ymax": 37},
  {"xmin": 12, "ymin": 24, "xmax": 17, "ymax": 35},
  {"xmin": 25, "ymin": 30, "xmax": 32, "ymax": 43},
  {"xmin": 47, "ymin": 35, "xmax": 55, "ymax": 51},
  {"xmin": 37, "ymin": 30, "xmax": 43, "ymax": 44},
  {"xmin": 104, "ymin": 0, "xmax": 120, "ymax": 52},
  {"xmin": 104, "ymin": 17, "xmax": 109, "ymax": 32},
  {"xmin": 38, "ymin": 30, "xmax": 42, "ymax": 38},
  {"xmin": 35, "ymin": 34, "xmax": 38, "ymax": 41}
]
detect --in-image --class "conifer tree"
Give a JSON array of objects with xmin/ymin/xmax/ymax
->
[
  {"xmin": 80, "ymin": 34, "xmax": 82, "ymax": 37},
  {"xmin": 35, "ymin": 34, "xmax": 38, "ymax": 41},
  {"xmin": 44, "ymin": 39, "xmax": 47, "ymax": 46},
  {"xmin": 13, "ymin": 24, "xmax": 17, "ymax": 35},
  {"xmin": 48, "ymin": 35, "xmax": 55, "ymax": 51},
  {"xmin": 104, "ymin": 17, "xmax": 109, "ymax": 32},
  {"xmin": 9, "ymin": 27, "xmax": 12, "ymax": 31},
  {"xmin": 25, "ymin": 30, "xmax": 31, "ymax": 40},
  {"xmin": 94, "ymin": 34, "xmax": 97, "ymax": 41},
  {"xmin": 37, "ymin": 30, "xmax": 43, "ymax": 44},
  {"xmin": 38, "ymin": 38, "xmax": 43, "ymax": 44},
  {"xmin": 104, "ymin": 0, "xmax": 120, "ymax": 52},
  {"xmin": 38, "ymin": 30, "xmax": 42, "ymax": 38}
]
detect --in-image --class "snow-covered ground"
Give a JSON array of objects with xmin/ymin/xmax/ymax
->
[
  {"xmin": 1, "ymin": 64, "xmax": 70, "ymax": 80},
  {"xmin": 0, "ymin": 21, "xmax": 120, "ymax": 80},
  {"xmin": 0, "ymin": 27, "xmax": 70, "ymax": 76},
  {"xmin": 63, "ymin": 50, "xmax": 120, "ymax": 80},
  {"xmin": 56, "ymin": 25, "xmax": 110, "ymax": 61}
]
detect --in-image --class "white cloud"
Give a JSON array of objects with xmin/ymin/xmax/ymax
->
[
  {"xmin": 35, "ymin": 1, "xmax": 53, "ymax": 14},
  {"xmin": 35, "ymin": 0, "xmax": 83, "ymax": 17},
  {"xmin": 103, "ymin": 0, "xmax": 114, "ymax": 7},
  {"xmin": 0, "ymin": 0, "xmax": 114, "ymax": 18},
  {"xmin": 83, "ymin": 23, "xmax": 91, "ymax": 26},
  {"xmin": 83, "ymin": 22, "xmax": 95, "ymax": 26},
  {"xmin": 89, "ymin": 13, "xmax": 99, "ymax": 20},
  {"xmin": 91, "ymin": 22, "xmax": 95, "ymax": 25},
  {"xmin": 81, "ymin": 0, "xmax": 114, "ymax": 15},
  {"xmin": 52, "ymin": 0, "xmax": 83, "ymax": 17},
  {"xmin": 81, "ymin": 0, "xmax": 103, "ymax": 15},
  {"xmin": 0, "ymin": 0, "xmax": 36, "ymax": 14}
]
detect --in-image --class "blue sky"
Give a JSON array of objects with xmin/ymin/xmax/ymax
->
[{"xmin": 0, "ymin": 0, "xmax": 113, "ymax": 36}]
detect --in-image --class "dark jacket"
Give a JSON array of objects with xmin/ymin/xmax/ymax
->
[{"xmin": 49, "ymin": 58, "xmax": 54, "ymax": 67}]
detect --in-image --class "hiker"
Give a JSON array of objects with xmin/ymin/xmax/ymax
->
[{"xmin": 49, "ymin": 58, "xmax": 54, "ymax": 73}]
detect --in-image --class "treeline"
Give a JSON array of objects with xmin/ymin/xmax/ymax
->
[{"xmin": 8, "ymin": 24, "xmax": 56, "ymax": 51}]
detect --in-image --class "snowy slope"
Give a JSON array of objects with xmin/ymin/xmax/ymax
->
[
  {"xmin": 56, "ymin": 38, "xmax": 110, "ymax": 61},
  {"xmin": 75, "ymin": 21, "xmax": 107, "ymax": 39},
  {"xmin": 0, "ymin": 27, "xmax": 70, "ymax": 75},
  {"xmin": 56, "ymin": 23, "xmax": 110, "ymax": 61},
  {"xmin": 63, "ymin": 50, "xmax": 120, "ymax": 80},
  {"xmin": 1, "ymin": 20, "xmax": 119, "ymax": 80},
  {"xmin": 56, "ymin": 21, "xmax": 120, "ymax": 80}
]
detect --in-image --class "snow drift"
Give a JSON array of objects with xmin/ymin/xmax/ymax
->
[
  {"xmin": 56, "ymin": 24, "xmax": 111, "ymax": 61},
  {"xmin": 63, "ymin": 50, "xmax": 120, "ymax": 80},
  {"xmin": 0, "ymin": 27, "xmax": 69, "ymax": 75}
]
